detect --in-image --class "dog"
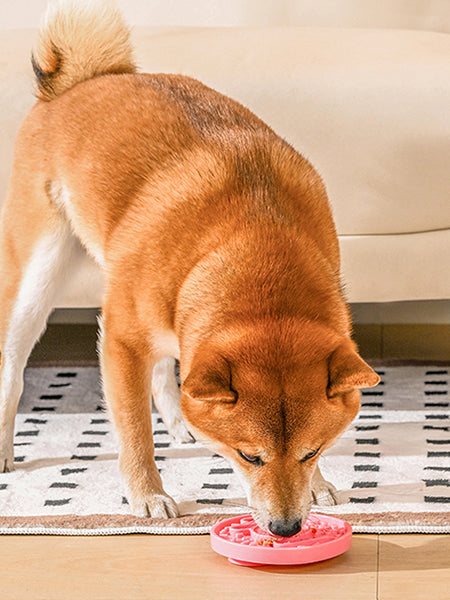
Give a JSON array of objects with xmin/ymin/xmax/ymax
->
[{"xmin": 0, "ymin": 0, "xmax": 379, "ymax": 537}]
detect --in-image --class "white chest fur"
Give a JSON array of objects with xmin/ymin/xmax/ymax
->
[{"xmin": 152, "ymin": 330, "xmax": 180, "ymax": 361}]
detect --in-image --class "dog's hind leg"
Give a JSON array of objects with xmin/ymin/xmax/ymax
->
[
  {"xmin": 311, "ymin": 464, "xmax": 338, "ymax": 506},
  {"xmin": 0, "ymin": 181, "xmax": 80, "ymax": 472}
]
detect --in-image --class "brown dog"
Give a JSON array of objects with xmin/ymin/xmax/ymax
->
[{"xmin": 0, "ymin": 0, "xmax": 379, "ymax": 536}]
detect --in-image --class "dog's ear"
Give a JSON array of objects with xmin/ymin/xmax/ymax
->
[
  {"xmin": 328, "ymin": 339, "xmax": 380, "ymax": 397},
  {"xmin": 181, "ymin": 351, "xmax": 237, "ymax": 403}
]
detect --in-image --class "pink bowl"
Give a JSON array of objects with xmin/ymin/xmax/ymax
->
[{"xmin": 210, "ymin": 513, "xmax": 352, "ymax": 566}]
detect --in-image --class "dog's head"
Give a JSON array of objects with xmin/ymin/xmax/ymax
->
[{"xmin": 180, "ymin": 319, "xmax": 379, "ymax": 536}]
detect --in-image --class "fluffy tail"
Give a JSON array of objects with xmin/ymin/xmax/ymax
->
[{"xmin": 32, "ymin": 0, "xmax": 136, "ymax": 101}]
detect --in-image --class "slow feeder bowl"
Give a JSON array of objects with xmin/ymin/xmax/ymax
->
[{"xmin": 210, "ymin": 513, "xmax": 352, "ymax": 567}]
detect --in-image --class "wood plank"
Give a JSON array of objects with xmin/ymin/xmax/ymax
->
[
  {"xmin": 378, "ymin": 534, "xmax": 450, "ymax": 600},
  {"xmin": 27, "ymin": 323, "xmax": 450, "ymax": 365},
  {"xmin": 382, "ymin": 324, "xmax": 450, "ymax": 361},
  {"xmin": 0, "ymin": 533, "xmax": 378, "ymax": 600},
  {"xmin": 352, "ymin": 324, "xmax": 382, "ymax": 359}
]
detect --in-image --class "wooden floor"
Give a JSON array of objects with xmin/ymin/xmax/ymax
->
[
  {"xmin": 28, "ymin": 322, "xmax": 450, "ymax": 365},
  {"xmin": 0, "ymin": 532, "xmax": 448, "ymax": 599}
]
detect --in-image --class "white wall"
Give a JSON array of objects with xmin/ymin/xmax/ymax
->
[{"xmin": 0, "ymin": 0, "xmax": 448, "ymax": 31}]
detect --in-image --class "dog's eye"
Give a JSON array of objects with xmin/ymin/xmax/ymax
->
[
  {"xmin": 237, "ymin": 450, "xmax": 264, "ymax": 466},
  {"xmin": 300, "ymin": 448, "xmax": 319, "ymax": 463}
]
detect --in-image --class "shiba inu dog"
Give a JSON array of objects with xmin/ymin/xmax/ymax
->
[{"xmin": 0, "ymin": 0, "xmax": 379, "ymax": 536}]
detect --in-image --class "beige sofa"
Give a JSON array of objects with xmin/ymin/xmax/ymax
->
[{"xmin": 1, "ymin": 4, "xmax": 449, "ymax": 308}]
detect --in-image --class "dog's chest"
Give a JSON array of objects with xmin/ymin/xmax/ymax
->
[{"xmin": 153, "ymin": 330, "xmax": 180, "ymax": 360}]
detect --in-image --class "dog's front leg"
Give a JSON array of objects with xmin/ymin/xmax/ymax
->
[{"xmin": 99, "ymin": 314, "xmax": 178, "ymax": 519}]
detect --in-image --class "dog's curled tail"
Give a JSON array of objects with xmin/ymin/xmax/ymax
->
[{"xmin": 32, "ymin": 0, "xmax": 136, "ymax": 101}]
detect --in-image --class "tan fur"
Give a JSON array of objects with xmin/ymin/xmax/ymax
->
[
  {"xmin": 32, "ymin": 0, "xmax": 136, "ymax": 101},
  {"xmin": 0, "ymin": 0, "xmax": 379, "ymax": 531}
]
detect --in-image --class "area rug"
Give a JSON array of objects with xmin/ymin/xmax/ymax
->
[{"xmin": 0, "ymin": 365, "xmax": 448, "ymax": 535}]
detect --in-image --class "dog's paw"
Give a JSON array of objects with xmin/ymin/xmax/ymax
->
[
  {"xmin": 131, "ymin": 491, "xmax": 179, "ymax": 519},
  {"xmin": 1, "ymin": 458, "xmax": 14, "ymax": 473},
  {"xmin": 311, "ymin": 478, "xmax": 338, "ymax": 506},
  {"xmin": 0, "ymin": 447, "xmax": 15, "ymax": 472},
  {"xmin": 169, "ymin": 419, "xmax": 196, "ymax": 444}
]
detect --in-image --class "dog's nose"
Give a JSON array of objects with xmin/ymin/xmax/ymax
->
[{"xmin": 268, "ymin": 519, "xmax": 302, "ymax": 537}]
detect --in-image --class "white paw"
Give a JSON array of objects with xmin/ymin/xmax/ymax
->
[
  {"xmin": 169, "ymin": 419, "xmax": 195, "ymax": 444},
  {"xmin": 311, "ymin": 478, "xmax": 338, "ymax": 506},
  {"xmin": 0, "ymin": 447, "xmax": 15, "ymax": 472},
  {"xmin": 132, "ymin": 492, "xmax": 179, "ymax": 518}
]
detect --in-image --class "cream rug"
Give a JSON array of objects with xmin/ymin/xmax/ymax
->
[{"xmin": 0, "ymin": 365, "xmax": 448, "ymax": 535}]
